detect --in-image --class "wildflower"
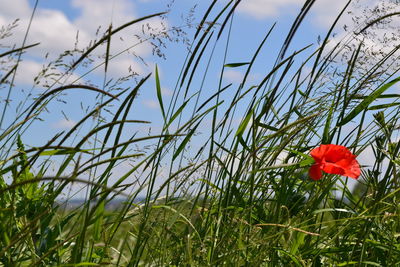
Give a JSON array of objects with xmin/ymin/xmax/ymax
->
[{"xmin": 309, "ymin": 144, "xmax": 360, "ymax": 180}]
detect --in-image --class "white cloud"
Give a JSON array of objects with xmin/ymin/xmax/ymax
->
[
  {"xmin": 143, "ymin": 99, "xmax": 159, "ymax": 109},
  {"xmin": 223, "ymin": 69, "xmax": 260, "ymax": 84},
  {"xmin": 13, "ymin": 59, "xmax": 83, "ymax": 86},
  {"xmin": 52, "ymin": 118, "xmax": 76, "ymax": 129},
  {"xmin": 223, "ymin": 69, "xmax": 244, "ymax": 83},
  {"xmin": 0, "ymin": 0, "xmax": 167, "ymax": 84},
  {"xmin": 69, "ymin": 0, "xmax": 164, "ymax": 78},
  {"xmin": 14, "ymin": 60, "xmax": 43, "ymax": 85},
  {"xmin": 0, "ymin": 0, "xmax": 30, "ymax": 19},
  {"xmin": 29, "ymin": 9, "xmax": 91, "ymax": 55},
  {"xmin": 72, "ymin": 0, "xmax": 137, "ymax": 33},
  {"xmin": 0, "ymin": 6, "xmax": 89, "ymax": 57},
  {"xmin": 0, "ymin": 14, "xmax": 6, "ymax": 27},
  {"xmin": 232, "ymin": 0, "xmax": 391, "ymax": 36},
  {"xmin": 161, "ymin": 87, "xmax": 173, "ymax": 96},
  {"xmin": 231, "ymin": 0, "xmax": 350, "ymax": 28},
  {"xmin": 95, "ymin": 57, "xmax": 146, "ymax": 77},
  {"xmin": 311, "ymin": 0, "xmax": 350, "ymax": 28},
  {"xmin": 236, "ymin": 0, "xmax": 301, "ymax": 20},
  {"xmin": 319, "ymin": 1, "xmax": 400, "ymax": 75},
  {"xmin": 232, "ymin": 0, "xmax": 355, "ymax": 31}
]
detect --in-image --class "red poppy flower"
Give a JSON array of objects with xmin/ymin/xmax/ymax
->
[{"xmin": 309, "ymin": 144, "xmax": 360, "ymax": 180}]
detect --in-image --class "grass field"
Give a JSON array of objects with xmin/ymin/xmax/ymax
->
[{"xmin": 1, "ymin": 0, "xmax": 400, "ymax": 266}]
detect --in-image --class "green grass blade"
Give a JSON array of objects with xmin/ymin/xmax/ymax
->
[
  {"xmin": 338, "ymin": 76, "xmax": 400, "ymax": 126},
  {"xmin": 155, "ymin": 65, "xmax": 166, "ymax": 120}
]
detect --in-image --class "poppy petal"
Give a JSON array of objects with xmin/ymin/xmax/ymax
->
[
  {"xmin": 309, "ymin": 144, "xmax": 361, "ymax": 180},
  {"xmin": 344, "ymin": 159, "xmax": 361, "ymax": 179},
  {"xmin": 309, "ymin": 164, "xmax": 323, "ymax": 180},
  {"xmin": 322, "ymin": 162, "xmax": 345, "ymax": 176},
  {"xmin": 310, "ymin": 145, "xmax": 329, "ymax": 161},
  {"xmin": 325, "ymin": 145, "xmax": 349, "ymax": 161},
  {"xmin": 334, "ymin": 158, "xmax": 360, "ymax": 179}
]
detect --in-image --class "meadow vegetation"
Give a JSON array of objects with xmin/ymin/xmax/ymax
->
[{"xmin": 1, "ymin": 0, "xmax": 400, "ymax": 265}]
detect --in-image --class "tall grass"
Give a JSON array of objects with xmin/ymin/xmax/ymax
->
[{"xmin": 1, "ymin": 0, "xmax": 400, "ymax": 266}]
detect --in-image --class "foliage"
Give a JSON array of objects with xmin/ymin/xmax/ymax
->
[{"xmin": 1, "ymin": 0, "xmax": 400, "ymax": 266}]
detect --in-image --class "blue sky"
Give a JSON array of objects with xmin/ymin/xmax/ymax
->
[
  {"xmin": 0, "ymin": 0, "xmax": 352, "ymax": 142},
  {"xmin": 1, "ymin": 0, "xmax": 399, "ymax": 197}
]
